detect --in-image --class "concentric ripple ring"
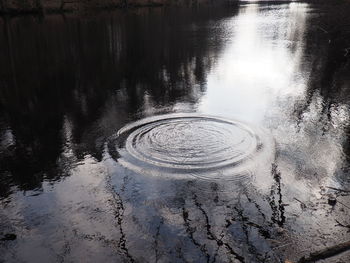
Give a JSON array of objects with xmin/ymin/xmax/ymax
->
[{"xmin": 112, "ymin": 114, "xmax": 272, "ymax": 180}]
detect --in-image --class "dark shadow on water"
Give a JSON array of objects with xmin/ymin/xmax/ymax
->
[
  {"xmin": 0, "ymin": 6, "xmax": 238, "ymax": 197},
  {"xmin": 292, "ymin": 2, "xmax": 350, "ymax": 184}
]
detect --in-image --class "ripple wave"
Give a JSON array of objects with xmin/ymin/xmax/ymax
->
[{"xmin": 111, "ymin": 114, "xmax": 273, "ymax": 181}]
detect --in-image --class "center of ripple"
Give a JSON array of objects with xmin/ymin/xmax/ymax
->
[
  {"xmin": 111, "ymin": 114, "xmax": 270, "ymax": 180},
  {"xmin": 128, "ymin": 118, "xmax": 256, "ymax": 169}
]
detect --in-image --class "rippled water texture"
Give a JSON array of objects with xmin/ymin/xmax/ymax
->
[
  {"xmin": 113, "ymin": 114, "xmax": 272, "ymax": 179},
  {"xmin": 1, "ymin": 2, "xmax": 350, "ymax": 263}
]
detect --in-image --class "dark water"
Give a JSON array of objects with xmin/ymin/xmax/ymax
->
[{"xmin": 1, "ymin": 2, "xmax": 350, "ymax": 262}]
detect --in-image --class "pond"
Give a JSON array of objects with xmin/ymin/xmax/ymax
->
[{"xmin": 0, "ymin": 2, "xmax": 350, "ymax": 262}]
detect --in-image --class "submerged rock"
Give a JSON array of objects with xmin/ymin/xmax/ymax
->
[{"xmin": 0, "ymin": 233, "xmax": 16, "ymax": 241}]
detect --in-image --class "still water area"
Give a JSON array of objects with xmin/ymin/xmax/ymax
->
[{"xmin": 0, "ymin": 2, "xmax": 350, "ymax": 262}]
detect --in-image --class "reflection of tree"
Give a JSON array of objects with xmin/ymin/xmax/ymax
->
[
  {"xmin": 119, "ymin": 177, "xmax": 286, "ymax": 262},
  {"xmin": 291, "ymin": 3, "xmax": 350, "ymax": 182},
  {"xmin": 0, "ymin": 7, "xmax": 237, "ymax": 197},
  {"xmin": 294, "ymin": 3, "xmax": 350, "ymax": 122}
]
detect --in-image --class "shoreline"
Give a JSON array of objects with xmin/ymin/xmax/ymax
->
[
  {"xmin": 0, "ymin": 0, "xmax": 234, "ymax": 15},
  {"xmin": 0, "ymin": 0, "xmax": 348, "ymax": 18}
]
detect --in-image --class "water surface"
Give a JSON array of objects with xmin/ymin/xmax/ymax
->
[{"xmin": 0, "ymin": 2, "xmax": 350, "ymax": 262}]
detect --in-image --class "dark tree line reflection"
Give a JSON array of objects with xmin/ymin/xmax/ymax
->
[
  {"xmin": 295, "ymin": 3, "xmax": 350, "ymax": 117},
  {"xmin": 0, "ymin": 7, "xmax": 237, "ymax": 197},
  {"xmin": 293, "ymin": 2, "xmax": 350, "ymax": 183},
  {"xmin": 1, "ymin": 2, "xmax": 350, "ymax": 197}
]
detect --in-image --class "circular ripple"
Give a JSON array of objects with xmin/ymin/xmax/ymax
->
[{"xmin": 112, "ymin": 114, "xmax": 272, "ymax": 180}]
